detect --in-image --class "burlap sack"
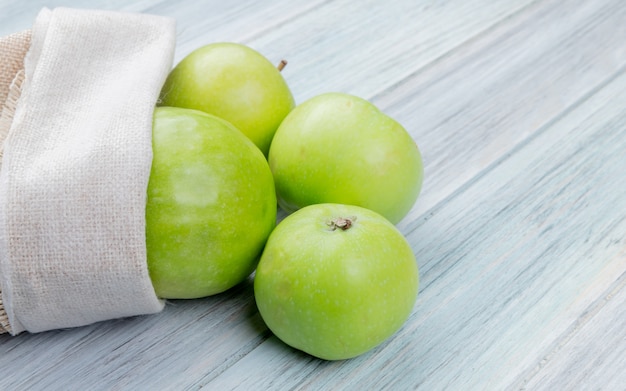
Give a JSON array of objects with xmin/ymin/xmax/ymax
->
[
  {"xmin": 0, "ymin": 8, "xmax": 176, "ymax": 334},
  {"xmin": 0, "ymin": 31, "xmax": 31, "ymax": 164},
  {"xmin": 0, "ymin": 30, "xmax": 31, "ymax": 333}
]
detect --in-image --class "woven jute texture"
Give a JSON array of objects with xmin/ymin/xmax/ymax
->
[
  {"xmin": 0, "ymin": 30, "xmax": 30, "ymax": 334},
  {"xmin": 0, "ymin": 71, "xmax": 24, "ymax": 334},
  {"xmin": 0, "ymin": 30, "xmax": 30, "ymax": 167},
  {"xmin": 0, "ymin": 30, "xmax": 30, "ymax": 105}
]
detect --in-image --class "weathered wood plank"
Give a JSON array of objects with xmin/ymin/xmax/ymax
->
[
  {"xmin": 403, "ymin": 69, "xmax": 626, "ymax": 390},
  {"xmin": 201, "ymin": 0, "xmax": 626, "ymax": 386},
  {"xmin": 380, "ymin": 0, "xmax": 626, "ymax": 228},
  {"xmin": 206, "ymin": 63, "xmax": 626, "ymax": 391},
  {"xmin": 0, "ymin": 280, "xmax": 266, "ymax": 389},
  {"xmin": 0, "ymin": 0, "xmax": 327, "ymax": 57},
  {"xmin": 246, "ymin": 0, "xmax": 537, "ymax": 103},
  {"xmin": 0, "ymin": 0, "xmax": 166, "ymax": 35},
  {"xmin": 521, "ymin": 270, "xmax": 626, "ymax": 390},
  {"xmin": 144, "ymin": 0, "xmax": 330, "ymax": 63}
]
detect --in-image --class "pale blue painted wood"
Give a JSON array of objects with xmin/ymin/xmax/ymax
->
[
  {"xmin": 525, "ymin": 273, "xmax": 626, "ymax": 390},
  {"xmin": 244, "ymin": 0, "xmax": 537, "ymax": 103},
  {"xmin": 1, "ymin": 0, "xmax": 625, "ymax": 390},
  {"xmin": 207, "ymin": 70, "xmax": 626, "ymax": 389},
  {"xmin": 385, "ymin": 0, "xmax": 626, "ymax": 228}
]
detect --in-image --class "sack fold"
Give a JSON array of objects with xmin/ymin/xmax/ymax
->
[{"xmin": 0, "ymin": 8, "xmax": 176, "ymax": 334}]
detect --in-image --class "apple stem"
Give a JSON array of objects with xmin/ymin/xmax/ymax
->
[
  {"xmin": 277, "ymin": 59, "xmax": 288, "ymax": 72},
  {"xmin": 327, "ymin": 217, "xmax": 355, "ymax": 231}
]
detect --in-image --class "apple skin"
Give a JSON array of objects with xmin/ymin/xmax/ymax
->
[
  {"xmin": 254, "ymin": 203, "xmax": 419, "ymax": 360},
  {"xmin": 159, "ymin": 42, "xmax": 295, "ymax": 156},
  {"xmin": 268, "ymin": 92, "xmax": 423, "ymax": 224},
  {"xmin": 146, "ymin": 107, "xmax": 276, "ymax": 299}
]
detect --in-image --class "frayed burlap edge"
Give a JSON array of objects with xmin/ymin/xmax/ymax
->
[
  {"xmin": 0, "ymin": 287, "xmax": 10, "ymax": 333},
  {"xmin": 0, "ymin": 30, "xmax": 31, "ymax": 334},
  {"xmin": 0, "ymin": 70, "xmax": 25, "ymax": 161},
  {"xmin": 0, "ymin": 71, "xmax": 24, "ymax": 334}
]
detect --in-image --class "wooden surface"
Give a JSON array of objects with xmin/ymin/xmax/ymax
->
[{"xmin": 1, "ymin": 0, "xmax": 625, "ymax": 389}]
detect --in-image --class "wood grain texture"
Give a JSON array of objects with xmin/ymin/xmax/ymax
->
[
  {"xmin": 1, "ymin": 0, "xmax": 625, "ymax": 390},
  {"xmin": 523, "ymin": 271, "xmax": 626, "ymax": 390},
  {"xmin": 242, "ymin": 0, "xmax": 537, "ymax": 102},
  {"xmin": 205, "ymin": 69, "xmax": 626, "ymax": 390},
  {"xmin": 384, "ymin": 0, "xmax": 626, "ymax": 226}
]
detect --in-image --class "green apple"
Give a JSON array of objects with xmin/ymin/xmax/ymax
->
[
  {"xmin": 268, "ymin": 92, "xmax": 423, "ymax": 224},
  {"xmin": 254, "ymin": 203, "xmax": 419, "ymax": 360},
  {"xmin": 146, "ymin": 107, "xmax": 276, "ymax": 299},
  {"xmin": 159, "ymin": 42, "xmax": 295, "ymax": 156}
]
